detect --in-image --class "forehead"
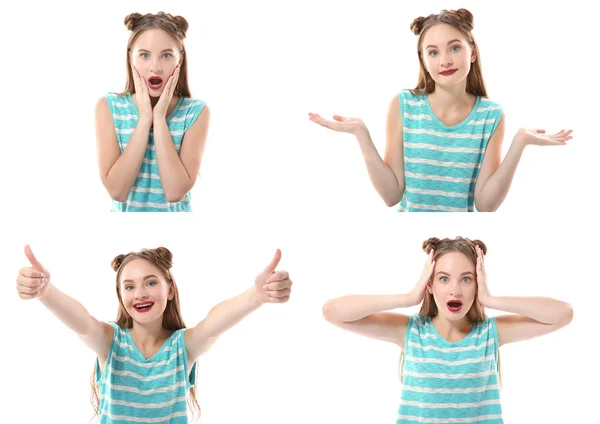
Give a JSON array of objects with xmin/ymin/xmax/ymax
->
[
  {"xmin": 422, "ymin": 23, "xmax": 468, "ymax": 47},
  {"xmin": 435, "ymin": 251, "xmax": 474, "ymax": 271},
  {"xmin": 120, "ymin": 258, "xmax": 164, "ymax": 283},
  {"xmin": 132, "ymin": 28, "xmax": 179, "ymax": 51}
]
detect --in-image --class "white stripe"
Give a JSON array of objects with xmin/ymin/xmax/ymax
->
[
  {"xmin": 100, "ymin": 409, "xmax": 187, "ymax": 423},
  {"xmin": 403, "ymin": 369, "xmax": 497, "ymax": 379},
  {"xmin": 180, "ymin": 102, "xmax": 202, "ymax": 110},
  {"xmin": 408, "ymin": 338, "xmax": 493, "ymax": 352},
  {"xmin": 405, "ymin": 157, "xmax": 480, "ymax": 169},
  {"xmin": 397, "ymin": 414, "xmax": 503, "ymax": 423},
  {"xmin": 113, "ymin": 114, "xmax": 138, "ymax": 120},
  {"xmin": 114, "ymin": 338, "xmax": 135, "ymax": 350},
  {"xmin": 405, "ymin": 202, "xmax": 470, "ymax": 212},
  {"xmin": 404, "ymin": 99, "xmax": 425, "ymax": 106},
  {"xmin": 112, "ymin": 349, "xmax": 180, "ymax": 368},
  {"xmin": 471, "ymin": 324, "xmax": 491, "ymax": 338},
  {"xmin": 405, "ymin": 127, "xmax": 490, "ymax": 140},
  {"xmin": 410, "ymin": 327, "xmax": 436, "ymax": 339},
  {"xmin": 131, "ymin": 187, "xmax": 164, "ymax": 194},
  {"xmin": 114, "ymin": 102, "xmax": 131, "ymax": 107},
  {"xmin": 468, "ymin": 118, "xmax": 495, "ymax": 126},
  {"xmin": 142, "ymin": 158, "xmax": 157, "ymax": 165},
  {"xmin": 405, "ymin": 172, "xmax": 474, "ymax": 184},
  {"xmin": 404, "ymin": 142, "xmax": 483, "ymax": 154},
  {"xmin": 129, "ymin": 201, "xmax": 170, "ymax": 209},
  {"xmin": 100, "ymin": 394, "xmax": 186, "ymax": 409},
  {"xmin": 108, "ymin": 380, "xmax": 186, "ymax": 395},
  {"xmin": 137, "ymin": 172, "xmax": 161, "ymax": 180},
  {"xmin": 171, "ymin": 114, "xmax": 194, "ymax": 123},
  {"xmin": 116, "ymin": 128, "xmax": 135, "ymax": 135},
  {"xmin": 400, "ymin": 399, "xmax": 501, "ymax": 409},
  {"xmin": 476, "ymin": 106, "xmax": 501, "ymax": 112},
  {"xmin": 406, "ymin": 186, "xmax": 472, "ymax": 199},
  {"xmin": 146, "ymin": 144, "xmax": 181, "ymax": 151},
  {"xmin": 404, "ymin": 113, "xmax": 432, "ymax": 121},
  {"xmin": 108, "ymin": 364, "xmax": 184, "ymax": 382},
  {"xmin": 402, "ymin": 384, "xmax": 499, "ymax": 394},
  {"xmin": 170, "ymin": 130, "xmax": 184, "ymax": 136},
  {"xmin": 405, "ymin": 354, "xmax": 495, "ymax": 366}
]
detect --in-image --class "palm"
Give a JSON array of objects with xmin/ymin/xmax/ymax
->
[
  {"xmin": 308, "ymin": 113, "xmax": 367, "ymax": 135},
  {"xmin": 517, "ymin": 128, "xmax": 573, "ymax": 146}
]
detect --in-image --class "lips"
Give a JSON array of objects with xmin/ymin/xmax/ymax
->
[
  {"xmin": 440, "ymin": 69, "xmax": 458, "ymax": 76},
  {"xmin": 447, "ymin": 300, "xmax": 463, "ymax": 312},
  {"xmin": 133, "ymin": 302, "xmax": 155, "ymax": 313},
  {"xmin": 148, "ymin": 76, "xmax": 163, "ymax": 90}
]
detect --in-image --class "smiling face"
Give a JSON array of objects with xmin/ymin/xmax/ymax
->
[
  {"xmin": 428, "ymin": 251, "xmax": 477, "ymax": 321},
  {"xmin": 129, "ymin": 28, "xmax": 183, "ymax": 97},
  {"xmin": 420, "ymin": 23, "xmax": 476, "ymax": 89},
  {"xmin": 118, "ymin": 258, "xmax": 174, "ymax": 325}
]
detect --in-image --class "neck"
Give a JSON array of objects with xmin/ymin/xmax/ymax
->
[
  {"xmin": 431, "ymin": 314, "xmax": 472, "ymax": 338},
  {"xmin": 129, "ymin": 319, "xmax": 169, "ymax": 347},
  {"xmin": 428, "ymin": 83, "xmax": 472, "ymax": 111}
]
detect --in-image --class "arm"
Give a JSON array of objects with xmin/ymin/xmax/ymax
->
[
  {"xmin": 474, "ymin": 115, "xmax": 573, "ymax": 212},
  {"xmin": 153, "ymin": 106, "xmax": 210, "ymax": 202},
  {"xmin": 489, "ymin": 297, "xmax": 573, "ymax": 346},
  {"xmin": 184, "ymin": 249, "xmax": 292, "ymax": 362},
  {"xmin": 16, "ymin": 246, "xmax": 113, "ymax": 361},
  {"xmin": 95, "ymin": 97, "xmax": 152, "ymax": 202}
]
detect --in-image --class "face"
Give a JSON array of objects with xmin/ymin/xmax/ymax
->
[
  {"xmin": 130, "ymin": 29, "xmax": 183, "ymax": 97},
  {"xmin": 420, "ymin": 23, "xmax": 475, "ymax": 88},
  {"xmin": 428, "ymin": 251, "xmax": 477, "ymax": 321},
  {"xmin": 119, "ymin": 258, "xmax": 174, "ymax": 325}
]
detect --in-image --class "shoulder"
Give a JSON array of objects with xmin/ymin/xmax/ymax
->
[
  {"xmin": 179, "ymin": 97, "xmax": 207, "ymax": 113},
  {"xmin": 476, "ymin": 97, "xmax": 503, "ymax": 113},
  {"xmin": 97, "ymin": 92, "xmax": 131, "ymax": 113}
]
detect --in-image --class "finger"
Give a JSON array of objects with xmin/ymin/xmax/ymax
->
[
  {"xmin": 18, "ymin": 283, "xmax": 45, "ymax": 296},
  {"xmin": 268, "ymin": 295, "xmax": 290, "ymax": 304},
  {"xmin": 17, "ymin": 275, "xmax": 46, "ymax": 289},
  {"xmin": 264, "ymin": 279, "xmax": 292, "ymax": 291},
  {"xmin": 266, "ymin": 288, "xmax": 292, "ymax": 298},
  {"xmin": 19, "ymin": 292, "xmax": 39, "ymax": 300},
  {"xmin": 24, "ymin": 245, "xmax": 45, "ymax": 272},
  {"xmin": 333, "ymin": 115, "xmax": 346, "ymax": 122},
  {"xmin": 266, "ymin": 271, "xmax": 289, "ymax": 284},
  {"xmin": 19, "ymin": 267, "xmax": 45, "ymax": 278},
  {"xmin": 263, "ymin": 249, "xmax": 282, "ymax": 274}
]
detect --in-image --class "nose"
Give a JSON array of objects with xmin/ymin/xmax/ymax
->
[
  {"xmin": 440, "ymin": 53, "xmax": 453, "ymax": 68},
  {"xmin": 134, "ymin": 287, "xmax": 149, "ymax": 300},
  {"xmin": 449, "ymin": 283, "xmax": 462, "ymax": 297},
  {"xmin": 150, "ymin": 59, "xmax": 162, "ymax": 74}
]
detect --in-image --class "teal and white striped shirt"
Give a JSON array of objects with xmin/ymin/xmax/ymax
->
[
  {"xmin": 398, "ymin": 90, "xmax": 503, "ymax": 212},
  {"xmin": 398, "ymin": 315, "xmax": 502, "ymax": 423},
  {"xmin": 105, "ymin": 92, "xmax": 206, "ymax": 212},
  {"xmin": 95, "ymin": 322, "xmax": 196, "ymax": 423}
]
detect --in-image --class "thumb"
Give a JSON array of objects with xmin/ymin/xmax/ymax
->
[
  {"xmin": 333, "ymin": 115, "xmax": 345, "ymax": 122},
  {"xmin": 24, "ymin": 245, "xmax": 45, "ymax": 272},
  {"xmin": 263, "ymin": 249, "xmax": 282, "ymax": 274}
]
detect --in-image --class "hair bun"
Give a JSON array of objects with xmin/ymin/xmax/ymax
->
[
  {"xmin": 154, "ymin": 247, "xmax": 173, "ymax": 269},
  {"xmin": 124, "ymin": 13, "xmax": 143, "ymax": 31},
  {"xmin": 468, "ymin": 239, "xmax": 487, "ymax": 255},
  {"xmin": 410, "ymin": 16, "xmax": 427, "ymax": 35},
  {"xmin": 111, "ymin": 254, "xmax": 127, "ymax": 271},
  {"xmin": 171, "ymin": 15, "xmax": 189, "ymax": 34},
  {"xmin": 422, "ymin": 237, "xmax": 440, "ymax": 254},
  {"xmin": 453, "ymin": 8, "xmax": 474, "ymax": 30}
]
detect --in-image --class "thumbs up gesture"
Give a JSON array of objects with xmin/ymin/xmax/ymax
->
[
  {"xmin": 16, "ymin": 245, "xmax": 51, "ymax": 300},
  {"xmin": 254, "ymin": 249, "xmax": 293, "ymax": 304}
]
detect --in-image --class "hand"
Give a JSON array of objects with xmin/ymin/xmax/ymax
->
[
  {"xmin": 16, "ymin": 245, "xmax": 51, "ymax": 300},
  {"xmin": 254, "ymin": 249, "xmax": 293, "ymax": 304},
  {"xmin": 308, "ymin": 113, "xmax": 369, "ymax": 137},
  {"xmin": 409, "ymin": 250, "xmax": 435, "ymax": 305},
  {"xmin": 514, "ymin": 128, "xmax": 573, "ymax": 147},
  {"xmin": 131, "ymin": 65, "xmax": 153, "ymax": 123},
  {"xmin": 476, "ymin": 245, "xmax": 491, "ymax": 306},
  {"xmin": 153, "ymin": 64, "xmax": 181, "ymax": 121}
]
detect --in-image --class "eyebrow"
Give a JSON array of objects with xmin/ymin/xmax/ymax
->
[
  {"xmin": 123, "ymin": 274, "xmax": 159, "ymax": 284},
  {"xmin": 137, "ymin": 48, "xmax": 175, "ymax": 53},
  {"xmin": 435, "ymin": 271, "xmax": 475, "ymax": 277},
  {"xmin": 426, "ymin": 39, "xmax": 463, "ymax": 49}
]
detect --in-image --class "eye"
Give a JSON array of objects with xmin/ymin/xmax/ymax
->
[
  {"xmin": 451, "ymin": 45, "xmax": 461, "ymax": 52},
  {"xmin": 125, "ymin": 285, "xmax": 134, "ymax": 291},
  {"xmin": 461, "ymin": 277, "xmax": 472, "ymax": 283},
  {"xmin": 428, "ymin": 50, "xmax": 438, "ymax": 57},
  {"xmin": 140, "ymin": 53, "xmax": 150, "ymax": 60},
  {"xmin": 147, "ymin": 281, "xmax": 157, "ymax": 287},
  {"xmin": 439, "ymin": 276, "xmax": 449, "ymax": 283},
  {"xmin": 162, "ymin": 53, "xmax": 172, "ymax": 59}
]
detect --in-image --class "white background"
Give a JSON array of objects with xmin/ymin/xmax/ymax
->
[{"xmin": 1, "ymin": 0, "xmax": 598, "ymax": 423}]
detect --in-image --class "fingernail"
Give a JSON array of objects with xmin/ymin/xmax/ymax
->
[{"xmin": 263, "ymin": 285, "xmax": 268, "ymax": 290}]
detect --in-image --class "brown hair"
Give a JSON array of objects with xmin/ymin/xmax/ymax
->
[
  {"xmin": 409, "ymin": 8, "xmax": 487, "ymax": 97},
  {"xmin": 400, "ymin": 237, "xmax": 502, "ymax": 385},
  {"xmin": 120, "ymin": 12, "xmax": 191, "ymax": 97},
  {"xmin": 90, "ymin": 247, "xmax": 201, "ymax": 420}
]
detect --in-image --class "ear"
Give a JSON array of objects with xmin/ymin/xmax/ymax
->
[
  {"xmin": 427, "ymin": 282, "xmax": 433, "ymax": 294},
  {"xmin": 471, "ymin": 48, "xmax": 477, "ymax": 63},
  {"xmin": 167, "ymin": 283, "xmax": 175, "ymax": 301}
]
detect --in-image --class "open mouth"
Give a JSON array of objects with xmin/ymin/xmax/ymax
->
[
  {"xmin": 133, "ymin": 302, "xmax": 155, "ymax": 313},
  {"xmin": 148, "ymin": 77, "xmax": 163, "ymax": 90},
  {"xmin": 446, "ymin": 300, "xmax": 463, "ymax": 312}
]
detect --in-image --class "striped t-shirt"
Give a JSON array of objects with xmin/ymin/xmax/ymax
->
[
  {"xmin": 95, "ymin": 322, "xmax": 196, "ymax": 423},
  {"xmin": 105, "ymin": 92, "xmax": 206, "ymax": 212},
  {"xmin": 398, "ymin": 315, "xmax": 502, "ymax": 423},
  {"xmin": 398, "ymin": 90, "xmax": 503, "ymax": 212}
]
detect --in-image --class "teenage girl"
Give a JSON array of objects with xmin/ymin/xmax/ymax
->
[
  {"xmin": 322, "ymin": 237, "xmax": 573, "ymax": 422},
  {"xmin": 96, "ymin": 12, "xmax": 210, "ymax": 212},
  {"xmin": 309, "ymin": 9, "xmax": 573, "ymax": 212},
  {"xmin": 15, "ymin": 245, "xmax": 292, "ymax": 422}
]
